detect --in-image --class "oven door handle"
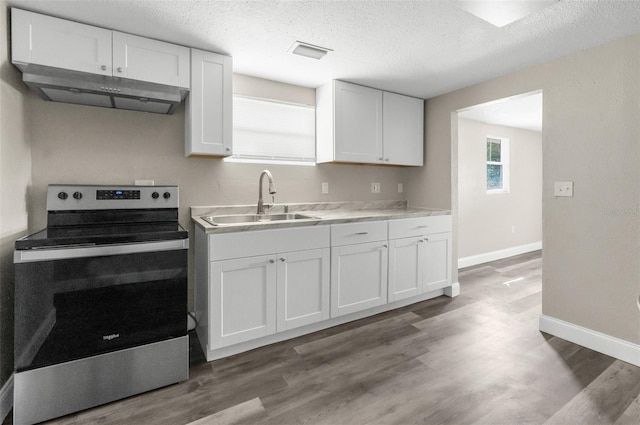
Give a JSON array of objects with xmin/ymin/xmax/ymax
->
[{"xmin": 14, "ymin": 239, "xmax": 188, "ymax": 263}]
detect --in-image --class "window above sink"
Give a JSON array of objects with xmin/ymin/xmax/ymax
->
[{"xmin": 225, "ymin": 95, "xmax": 316, "ymax": 166}]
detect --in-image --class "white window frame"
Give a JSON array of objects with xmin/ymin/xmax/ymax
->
[
  {"xmin": 225, "ymin": 95, "xmax": 316, "ymax": 166},
  {"xmin": 486, "ymin": 136, "xmax": 510, "ymax": 194}
]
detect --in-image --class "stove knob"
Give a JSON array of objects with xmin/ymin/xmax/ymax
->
[
  {"xmin": 163, "ymin": 192, "xmax": 171, "ymax": 199},
  {"xmin": 73, "ymin": 192, "xmax": 83, "ymax": 200},
  {"xmin": 58, "ymin": 191, "xmax": 68, "ymax": 200},
  {"xmin": 152, "ymin": 192, "xmax": 160, "ymax": 199}
]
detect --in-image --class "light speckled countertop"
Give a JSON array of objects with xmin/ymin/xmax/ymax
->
[{"xmin": 191, "ymin": 201, "xmax": 450, "ymax": 234}]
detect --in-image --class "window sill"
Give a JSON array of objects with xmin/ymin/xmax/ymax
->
[{"xmin": 487, "ymin": 189, "xmax": 510, "ymax": 195}]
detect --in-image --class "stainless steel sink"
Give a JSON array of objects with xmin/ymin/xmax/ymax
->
[{"xmin": 202, "ymin": 213, "xmax": 319, "ymax": 226}]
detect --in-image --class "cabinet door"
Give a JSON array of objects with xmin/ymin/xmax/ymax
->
[
  {"xmin": 424, "ymin": 232, "xmax": 452, "ymax": 292},
  {"xmin": 382, "ymin": 92, "xmax": 424, "ymax": 166},
  {"xmin": 388, "ymin": 237, "xmax": 423, "ymax": 302},
  {"xmin": 112, "ymin": 32, "xmax": 189, "ymax": 87},
  {"xmin": 331, "ymin": 241, "xmax": 388, "ymax": 317},
  {"xmin": 210, "ymin": 256, "xmax": 276, "ymax": 348},
  {"xmin": 334, "ymin": 81, "xmax": 384, "ymax": 164},
  {"xmin": 185, "ymin": 49, "xmax": 233, "ymax": 157},
  {"xmin": 11, "ymin": 8, "xmax": 112, "ymax": 75},
  {"xmin": 276, "ymin": 248, "xmax": 330, "ymax": 332}
]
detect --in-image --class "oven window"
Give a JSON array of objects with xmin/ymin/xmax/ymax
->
[{"xmin": 15, "ymin": 249, "xmax": 187, "ymax": 371}]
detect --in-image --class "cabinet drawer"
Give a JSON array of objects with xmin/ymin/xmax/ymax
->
[
  {"xmin": 209, "ymin": 225, "xmax": 330, "ymax": 261},
  {"xmin": 388, "ymin": 215, "xmax": 452, "ymax": 239},
  {"xmin": 331, "ymin": 221, "xmax": 387, "ymax": 246}
]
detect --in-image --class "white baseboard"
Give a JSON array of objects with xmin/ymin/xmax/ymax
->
[
  {"xmin": 0, "ymin": 374, "xmax": 13, "ymax": 423},
  {"xmin": 458, "ymin": 241, "xmax": 542, "ymax": 269},
  {"xmin": 539, "ymin": 315, "xmax": 640, "ymax": 367}
]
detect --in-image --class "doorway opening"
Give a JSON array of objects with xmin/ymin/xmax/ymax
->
[{"xmin": 456, "ymin": 91, "xmax": 543, "ymax": 268}]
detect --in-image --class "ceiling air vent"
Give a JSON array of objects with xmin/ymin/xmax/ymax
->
[{"xmin": 289, "ymin": 41, "xmax": 333, "ymax": 60}]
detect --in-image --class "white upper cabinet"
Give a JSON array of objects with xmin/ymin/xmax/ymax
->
[
  {"xmin": 316, "ymin": 80, "xmax": 424, "ymax": 166},
  {"xmin": 317, "ymin": 80, "xmax": 383, "ymax": 164},
  {"xmin": 11, "ymin": 8, "xmax": 112, "ymax": 75},
  {"xmin": 11, "ymin": 9, "xmax": 189, "ymax": 87},
  {"xmin": 185, "ymin": 49, "xmax": 233, "ymax": 157},
  {"xmin": 112, "ymin": 32, "xmax": 189, "ymax": 88},
  {"xmin": 382, "ymin": 91, "xmax": 424, "ymax": 166}
]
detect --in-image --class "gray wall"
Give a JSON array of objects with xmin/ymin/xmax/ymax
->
[
  {"xmin": 457, "ymin": 118, "xmax": 542, "ymax": 259},
  {"xmin": 407, "ymin": 33, "xmax": 640, "ymax": 345},
  {"xmin": 0, "ymin": 0, "xmax": 31, "ymax": 389}
]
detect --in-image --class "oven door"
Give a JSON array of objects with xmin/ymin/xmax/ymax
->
[{"xmin": 14, "ymin": 239, "xmax": 188, "ymax": 372}]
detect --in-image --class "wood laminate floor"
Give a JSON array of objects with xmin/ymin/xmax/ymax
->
[{"xmin": 7, "ymin": 250, "xmax": 640, "ymax": 424}]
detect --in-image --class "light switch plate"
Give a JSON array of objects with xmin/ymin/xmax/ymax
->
[
  {"xmin": 371, "ymin": 183, "xmax": 381, "ymax": 193},
  {"xmin": 398, "ymin": 183, "xmax": 403, "ymax": 193},
  {"xmin": 554, "ymin": 181, "xmax": 573, "ymax": 197},
  {"xmin": 321, "ymin": 182, "xmax": 329, "ymax": 194}
]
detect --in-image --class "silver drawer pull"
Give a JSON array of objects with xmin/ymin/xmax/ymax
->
[
  {"xmin": 355, "ymin": 232, "xmax": 369, "ymax": 235},
  {"xmin": 280, "ymin": 257, "xmax": 286, "ymax": 262},
  {"xmin": 417, "ymin": 225, "xmax": 429, "ymax": 228},
  {"xmin": 269, "ymin": 259, "xmax": 275, "ymax": 264}
]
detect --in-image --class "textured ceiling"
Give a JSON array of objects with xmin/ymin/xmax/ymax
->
[{"xmin": 7, "ymin": 0, "xmax": 640, "ymax": 99}]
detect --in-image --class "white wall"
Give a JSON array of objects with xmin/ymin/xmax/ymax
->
[
  {"xmin": 406, "ymin": 33, "xmax": 640, "ymax": 345},
  {"xmin": 457, "ymin": 118, "xmax": 542, "ymax": 261}
]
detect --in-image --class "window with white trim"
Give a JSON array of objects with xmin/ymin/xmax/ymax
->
[
  {"xmin": 227, "ymin": 95, "xmax": 316, "ymax": 165},
  {"xmin": 486, "ymin": 137, "xmax": 510, "ymax": 193}
]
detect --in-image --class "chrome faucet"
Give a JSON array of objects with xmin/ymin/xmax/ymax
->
[{"xmin": 257, "ymin": 170, "xmax": 276, "ymax": 214}]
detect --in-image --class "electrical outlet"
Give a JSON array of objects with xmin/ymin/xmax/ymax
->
[
  {"xmin": 135, "ymin": 180, "xmax": 154, "ymax": 186},
  {"xmin": 371, "ymin": 183, "xmax": 381, "ymax": 193},
  {"xmin": 554, "ymin": 181, "xmax": 573, "ymax": 197},
  {"xmin": 398, "ymin": 183, "xmax": 403, "ymax": 193},
  {"xmin": 322, "ymin": 182, "xmax": 329, "ymax": 194}
]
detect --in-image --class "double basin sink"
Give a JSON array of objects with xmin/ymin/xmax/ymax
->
[{"xmin": 202, "ymin": 213, "xmax": 319, "ymax": 226}]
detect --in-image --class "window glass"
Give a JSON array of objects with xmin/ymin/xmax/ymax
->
[
  {"xmin": 487, "ymin": 164, "xmax": 503, "ymax": 190},
  {"xmin": 486, "ymin": 137, "xmax": 509, "ymax": 193}
]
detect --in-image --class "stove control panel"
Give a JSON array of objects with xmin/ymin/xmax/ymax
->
[
  {"xmin": 96, "ymin": 190, "xmax": 141, "ymax": 200},
  {"xmin": 47, "ymin": 185, "xmax": 179, "ymax": 211}
]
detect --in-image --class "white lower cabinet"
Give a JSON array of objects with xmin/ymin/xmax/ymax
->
[
  {"xmin": 277, "ymin": 248, "xmax": 330, "ymax": 331},
  {"xmin": 196, "ymin": 226, "xmax": 330, "ymax": 355},
  {"xmin": 210, "ymin": 255, "xmax": 277, "ymax": 348},
  {"xmin": 424, "ymin": 232, "xmax": 452, "ymax": 292},
  {"xmin": 331, "ymin": 241, "xmax": 388, "ymax": 317},
  {"xmin": 195, "ymin": 214, "xmax": 452, "ymax": 360},
  {"xmin": 330, "ymin": 221, "xmax": 389, "ymax": 317},
  {"xmin": 388, "ymin": 236, "xmax": 423, "ymax": 302},
  {"xmin": 388, "ymin": 216, "xmax": 453, "ymax": 300}
]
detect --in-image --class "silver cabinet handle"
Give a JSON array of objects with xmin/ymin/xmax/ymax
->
[
  {"xmin": 225, "ymin": 147, "xmax": 231, "ymax": 151},
  {"xmin": 385, "ymin": 158, "xmax": 389, "ymax": 162},
  {"xmin": 100, "ymin": 65, "xmax": 107, "ymax": 71},
  {"xmin": 279, "ymin": 258, "xmax": 286, "ymax": 262},
  {"xmin": 379, "ymin": 157, "xmax": 384, "ymax": 161},
  {"xmin": 269, "ymin": 259, "xmax": 275, "ymax": 264},
  {"xmin": 355, "ymin": 232, "xmax": 369, "ymax": 235},
  {"xmin": 383, "ymin": 244, "xmax": 388, "ymax": 248},
  {"xmin": 116, "ymin": 67, "xmax": 124, "ymax": 73},
  {"xmin": 418, "ymin": 239, "xmax": 424, "ymax": 243},
  {"xmin": 417, "ymin": 225, "xmax": 429, "ymax": 228}
]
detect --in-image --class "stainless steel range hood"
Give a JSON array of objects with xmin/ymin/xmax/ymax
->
[{"xmin": 21, "ymin": 64, "xmax": 188, "ymax": 114}]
